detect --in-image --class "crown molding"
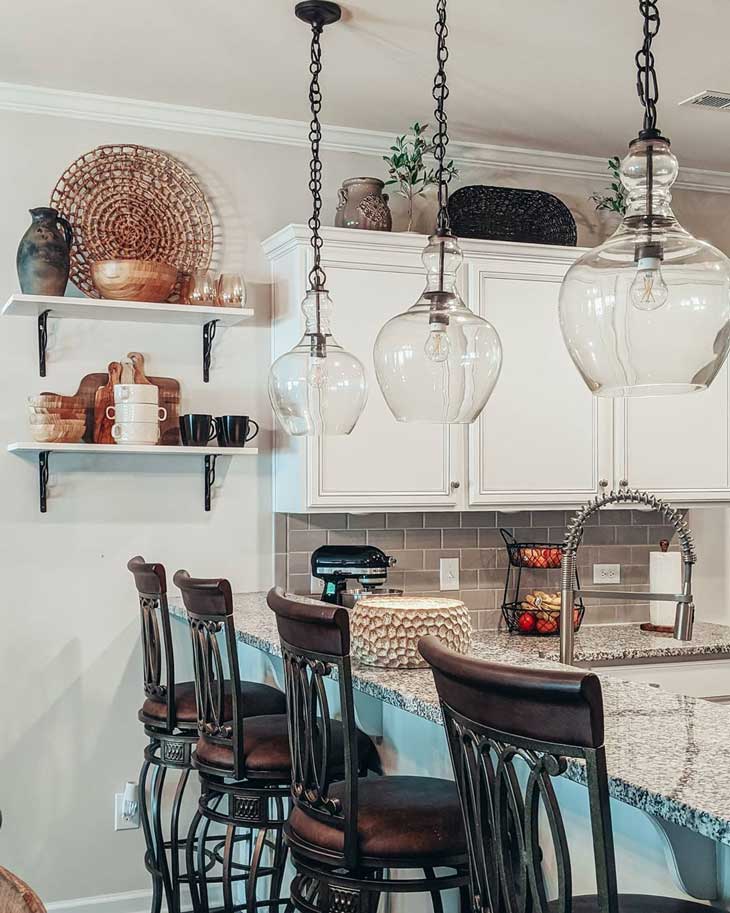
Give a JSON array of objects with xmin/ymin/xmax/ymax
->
[{"xmin": 1, "ymin": 80, "xmax": 729, "ymax": 193}]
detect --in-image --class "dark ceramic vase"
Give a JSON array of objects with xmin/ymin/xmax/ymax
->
[{"xmin": 16, "ymin": 207, "xmax": 73, "ymax": 295}]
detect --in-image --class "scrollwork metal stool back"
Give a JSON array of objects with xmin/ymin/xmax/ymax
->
[
  {"xmin": 175, "ymin": 571, "xmax": 292, "ymax": 913},
  {"xmin": 420, "ymin": 636, "xmax": 724, "ymax": 913},
  {"xmin": 267, "ymin": 586, "xmax": 468, "ymax": 913}
]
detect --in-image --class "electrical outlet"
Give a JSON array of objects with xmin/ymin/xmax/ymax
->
[
  {"xmin": 310, "ymin": 575, "xmax": 320, "ymax": 595},
  {"xmin": 440, "ymin": 557, "xmax": 460, "ymax": 591},
  {"xmin": 593, "ymin": 563, "xmax": 620, "ymax": 584},
  {"xmin": 114, "ymin": 793, "xmax": 140, "ymax": 831}
]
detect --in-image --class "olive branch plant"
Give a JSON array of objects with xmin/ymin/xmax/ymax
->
[
  {"xmin": 590, "ymin": 156, "xmax": 628, "ymax": 215},
  {"xmin": 383, "ymin": 122, "xmax": 459, "ymax": 231}
]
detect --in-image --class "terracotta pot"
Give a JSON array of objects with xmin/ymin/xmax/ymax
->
[{"xmin": 334, "ymin": 177, "xmax": 392, "ymax": 231}]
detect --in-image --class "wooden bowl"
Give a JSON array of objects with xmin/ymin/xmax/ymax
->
[
  {"xmin": 28, "ymin": 394, "xmax": 83, "ymax": 410},
  {"xmin": 30, "ymin": 419, "xmax": 86, "ymax": 443},
  {"xmin": 28, "ymin": 411, "xmax": 86, "ymax": 424},
  {"xmin": 91, "ymin": 259, "xmax": 178, "ymax": 303},
  {"xmin": 27, "ymin": 406, "xmax": 86, "ymax": 418}
]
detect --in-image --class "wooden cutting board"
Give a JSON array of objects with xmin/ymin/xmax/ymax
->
[{"xmin": 43, "ymin": 372, "xmax": 182, "ymax": 445}]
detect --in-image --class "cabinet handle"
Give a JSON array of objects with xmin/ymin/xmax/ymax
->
[
  {"xmin": 599, "ymin": 479, "xmax": 608, "ymax": 489},
  {"xmin": 619, "ymin": 479, "xmax": 628, "ymax": 488},
  {"xmin": 450, "ymin": 481, "xmax": 461, "ymax": 490}
]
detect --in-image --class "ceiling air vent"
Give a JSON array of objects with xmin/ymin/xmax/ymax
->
[{"xmin": 679, "ymin": 90, "xmax": 730, "ymax": 110}]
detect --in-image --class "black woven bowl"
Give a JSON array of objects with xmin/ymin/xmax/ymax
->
[{"xmin": 447, "ymin": 185, "xmax": 577, "ymax": 246}]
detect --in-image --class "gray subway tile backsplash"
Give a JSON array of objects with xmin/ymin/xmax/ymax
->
[{"xmin": 280, "ymin": 509, "xmax": 683, "ymax": 631}]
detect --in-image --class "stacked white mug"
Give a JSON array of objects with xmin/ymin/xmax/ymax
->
[{"xmin": 108, "ymin": 384, "xmax": 166, "ymax": 446}]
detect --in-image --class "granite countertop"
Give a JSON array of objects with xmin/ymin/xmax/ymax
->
[{"xmin": 168, "ymin": 592, "xmax": 730, "ymax": 847}]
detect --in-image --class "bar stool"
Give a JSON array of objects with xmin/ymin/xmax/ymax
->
[
  {"xmin": 419, "ymin": 635, "xmax": 725, "ymax": 913},
  {"xmin": 128, "ymin": 557, "xmax": 287, "ymax": 913},
  {"xmin": 176, "ymin": 572, "xmax": 380, "ymax": 913},
  {"xmin": 267, "ymin": 586, "xmax": 469, "ymax": 913}
]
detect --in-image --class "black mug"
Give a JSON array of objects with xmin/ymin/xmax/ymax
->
[
  {"xmin": 215, "ymin": 415, "xmax": 259, "ymax": 447},
  {"xmin": 179, "ymin": 414, "xmax": 216, "ymax": 446}
]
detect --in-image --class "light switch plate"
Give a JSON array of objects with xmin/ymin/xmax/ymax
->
[
  {"xmin": 593, "ymin": 563, "xmax": 620, "ymax": 584},
  {"xmin": 440, "ymin": 557, "xmax": 460, "ymax": 591}
]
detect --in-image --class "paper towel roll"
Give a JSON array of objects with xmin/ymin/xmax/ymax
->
[{"xmin": 649, "ymin": 551, "xmax": 682, "ymax": 627}]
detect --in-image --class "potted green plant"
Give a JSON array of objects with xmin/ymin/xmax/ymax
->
[
  {"xmin": 383, "ymin": 122, "xmax": 458, "ymax": 231},
  {"xmin": 590, "ymin": 156, "xmax": 627, "ymax": 216}
]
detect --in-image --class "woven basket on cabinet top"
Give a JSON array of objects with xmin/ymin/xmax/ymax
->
[
  {"xmin": 447, "ymin": 185, "xmax": 577, "ymax": 246},
  {"xmin": 50, "ymin": 144, "xmax": 214, "ymax": 300}
]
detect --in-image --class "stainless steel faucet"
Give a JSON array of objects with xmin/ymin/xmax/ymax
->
[{"xmin": 559, "ymin": 488, "xmax": 696, "ymax": 665}]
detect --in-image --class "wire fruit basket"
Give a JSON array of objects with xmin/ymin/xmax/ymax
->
[{"xmin": 500, "ymin": 529, "xmax": 585, "ymax": 636}]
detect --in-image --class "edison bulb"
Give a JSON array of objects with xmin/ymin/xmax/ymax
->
[
  {"xmin": 630, "ymin": 250, "xmax": 669, "ymax": 311},
  {"xmin": 424, "ymin": 322, "xmax": 451, "ymax": 363}
]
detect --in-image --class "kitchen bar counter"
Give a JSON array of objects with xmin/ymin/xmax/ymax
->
[{"xmin": 169, "ymin": 591, "xmax": 730, "ymax": 849}]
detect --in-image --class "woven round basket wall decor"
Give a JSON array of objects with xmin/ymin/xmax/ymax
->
[
  {"xmin": 447, "ymin": 185, "xmax": 577, "ymax": 246},
  {"xmin": 50, "ymin": 144, "xmax": 214, "ymax": 299}
]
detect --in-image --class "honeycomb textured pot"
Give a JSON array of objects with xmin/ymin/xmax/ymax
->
[{"xmin": 351, "ymin": 596, "xmax": 472, "ymax": 669}]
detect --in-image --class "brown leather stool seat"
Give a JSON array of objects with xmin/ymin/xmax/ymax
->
[
  {"xmin": 289, "ymin": 775, "xmax": 466, "ymax": 861},
  {"xmin": 194, "ymin": 713, "xmax": 380, "ymax": 778},
  {"xmin": 140, "ymin": 679, "xmax": 286, "ymax": 728}
]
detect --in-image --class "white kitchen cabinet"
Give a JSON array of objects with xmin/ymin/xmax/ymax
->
[
  {"xmin": 264, "ymin": 225, "xmax": 730, "ymax": 512},
  {"xmin": 613, "ymin": 369, "xmax": 730, "ymax": 502},
  {"xmin": 466, "ymin": 252, "xmax": 614, "ymax": 506},
  {"xmin": 264, "ymin": 226, "xmax": 463, "ymax": 511}
]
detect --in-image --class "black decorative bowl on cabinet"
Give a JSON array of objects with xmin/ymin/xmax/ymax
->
[{"xmin": 447, "ymin": 185, "xmax": 577, "ymax": 246}]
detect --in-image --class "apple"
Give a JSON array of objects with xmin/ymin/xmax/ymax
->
[{"xmin": 517, "ymin": 612, "xmax": 536, "ymax": 633}]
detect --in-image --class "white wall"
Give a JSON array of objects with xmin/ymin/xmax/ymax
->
[{"xmin": 0, "ymin": 105, "xmax": 729, "ymax": 906}]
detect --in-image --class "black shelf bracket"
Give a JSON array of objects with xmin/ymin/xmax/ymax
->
[
  {"xmin": 202, "ymin": 319, "xmax": 219, "ymax": 383},
  {"xmin": 204, "ymin": 454, "xmax": 218, "ymax": 511},
  {"xmin": 39, "ymin": 451, "xmax": 50, "ymax": 513},
  {"xmin": 38, "ymin": 309, "xmax": 50, "ymax": 377}
]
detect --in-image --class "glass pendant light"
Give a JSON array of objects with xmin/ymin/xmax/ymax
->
[
  {"xmin": 559, "ymin": 0, "xmax": 730, "ymax": 397},
  {"xmin": 372, "ymin": 0, "xmax": 502, "ymax": 424},
  {"xmin": 268, "ymin": 1, "xmax": 367, "ymax": 436}
]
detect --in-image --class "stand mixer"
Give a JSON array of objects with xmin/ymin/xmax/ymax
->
[{"xmin": 311, "ymin": 545, "xmax": 397, "ymax": 605}]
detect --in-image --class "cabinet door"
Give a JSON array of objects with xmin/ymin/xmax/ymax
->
[
  {"xmin": 306, "ymin": 260, "xmax": 462, "ymax": 510},
  {"xmin": 469, "ymin": 261, "xmax": 612, "ymax": 506},
  {"xmin": 615, "ymin": 365, "xmax": 730, "ymax": 501}
]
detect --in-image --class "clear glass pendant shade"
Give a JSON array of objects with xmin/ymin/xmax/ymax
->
[
  {"xmin": 373, "ymin": 234, "xmax": 502, "ymax": 423},
  {"xmin": 269, "ymin": 289, "xmax": 368, "ymax": 436},
  {"xmin": 559, "ymin": 138, "xmax": 730, "ymax": 396}
]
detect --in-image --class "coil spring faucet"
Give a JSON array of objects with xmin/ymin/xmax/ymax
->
[{"xmin": 560, "ymin": 487, "xmax": 696, "ymax": 665}]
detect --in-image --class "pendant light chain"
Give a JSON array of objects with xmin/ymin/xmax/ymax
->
[
  {"xmin": 635, "ymin": 0, "xmax": 661, "ymax": 136},
  {"xmin": 307, "ymin": 20, "xmax": 327, "ymax": 293},
  {"xmin": 432, "ymin": 0, "xmax": 451, "ymax": 235}
]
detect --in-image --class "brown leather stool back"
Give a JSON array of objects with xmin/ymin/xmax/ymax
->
[
  {"xmin": 419, "ymin": 635, "xmax": 618, "ymax": 913},
  {"xmin": 267, "ymin": 587, "xmax": 360, "ymax": 869},
  {"xmin": 128, "ymin": 556, "xmax": 177, "ymax": 731},
  {"xmin": 173, "ymin": 570, "xmax": 247, "ymax": 779},
  {"xmin": 0, "ymin": 868, "xmax": 46, "ymax": 913}
]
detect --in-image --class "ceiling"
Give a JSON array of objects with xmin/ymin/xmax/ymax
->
[{"xmin": 3, "ymin": 0, "xmax": 730, "ymax": 171}]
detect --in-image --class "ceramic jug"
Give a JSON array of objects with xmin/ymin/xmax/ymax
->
[
  {"xmin": 335, "ymin": 177, "xmax": 392, "ymax": 231},
  {"xmin": 16, "ymin": 207, "xmax": 73, "ymax": 295}
]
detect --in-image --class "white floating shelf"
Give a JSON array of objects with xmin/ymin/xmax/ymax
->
[
  {"xmin": 3, "ymin": 293, "xmax": 253, "ymax": 381},
  {"xmin": 8, "ymin": 441, "xmax": 257, "ymax": 512},
  {"xmin": 2, "ymin": 294, "xmax": 253, "ymax": 326},
  {"xmin": 8, "ymin": 442, "xmax": 257, "ymax": 456}
]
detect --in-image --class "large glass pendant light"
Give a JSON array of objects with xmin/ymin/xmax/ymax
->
[
  {"xmin": 559, "ymin": 0, "xmax": 730, "ymax": 397},
  {"xmin": 372, "ymin": 0, "xmax": 502, "ymax": 423},
  {"xmin": 268, "ymin": 1, "xmax": 367, "ymax": 436}
]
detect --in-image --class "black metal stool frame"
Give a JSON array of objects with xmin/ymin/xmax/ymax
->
[
  {"xmin": 129, "ymin": 556, "xmax": 200, "ymax": 913},
  {"xmin": 176, "ymin": 572, "xmax": 292, "ymax": 913},
  {"xmin": 269, "ymin": 588, "xmax": 469, "ymax": 913}
]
